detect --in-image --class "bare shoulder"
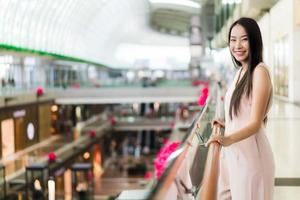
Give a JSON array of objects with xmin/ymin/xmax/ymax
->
[
  {"xmin": 254, "ymin": 62, "xmax": 271, "ymax": 76},
  {"xmin": 253, "ymin": 62, "xmax": 272, "ymax": 88}
]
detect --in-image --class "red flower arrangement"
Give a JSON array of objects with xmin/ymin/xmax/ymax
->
[
  {"xmin": 36, "ymin": 87, "xmax": 44, "ymax": 97},
  {"xmin": 169, "ymin": 121, "xmax": 175, "ymax": 129},
  {"xmin": 197, "ymin": 86, "xmax": 209, "ymax": 106},
  {"xmin": 162, "ymin": 138, "xmax": 169, "ymax": 145},
  {"xmin": 192, "ymin": 80, "xmax": 209, "ymax": 87},
  {"xmin": 88, "ymin": 130, "xmax": 96, "ymax": 138},
  {"xmin": 144, "ymin": 171, "xmax": 152, "ymax": 180},
  {"xmin": 48, "ymin": 152, "xmax": 57, "ymax": 162},
  {"xmin": 88, "ymin": 171, "xmax": 94, "ymax": 181},
  {"xmin": 154, "ymin": 141, "xmax": 180, "ymax": 179},
  {"xmin": 201, "ymin": 87, "xmax": 208, "ymax": 95},
  {"xmin": 71, "ymin": 83, "xmax": 80, "ymax": 88},
  {"xmin": 108, "ymin": 116, "xmax": 117, "ymax": 125}
]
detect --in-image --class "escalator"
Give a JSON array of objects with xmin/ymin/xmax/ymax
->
[
  {"xmin": 114, "ymin": 83, "xmax": 224, "ymax": 200},
  {"xmin": 145, "ymin": 83, "xmax": 224, "ymax": 200}
]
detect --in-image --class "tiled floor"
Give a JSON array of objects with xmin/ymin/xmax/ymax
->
[
  {"xmin": 267, "ymin": 99, "xmax": 300, "ymax": 199},
  {"xmin": 93, "ymin": 157, "xmax": 150, "ymax": 198},
  {"xmin": 274, "ymin": 187, "xmax": 300, "ymax": 200}
]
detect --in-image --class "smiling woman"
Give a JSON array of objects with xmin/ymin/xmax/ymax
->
[
  {"xmin": 207, "ymin": 17, "xmax": 275, "ymax": 200},
  {"xmin": 229, "ymin": 25, "xmax": 249, "ymax": 64}
]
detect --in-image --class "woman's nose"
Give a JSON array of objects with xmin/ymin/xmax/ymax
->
[{"xmin": 235, "ymin": 40, "xmax": 242, "ymax": 48}]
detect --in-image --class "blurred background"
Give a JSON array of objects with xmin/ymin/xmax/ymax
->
[{"xmin": 0, "ymin": 0, "xmax": 299, "ymax": 199}]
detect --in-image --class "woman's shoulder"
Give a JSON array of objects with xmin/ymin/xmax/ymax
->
[
  {"xmin": 255, "ymin": 62, "xmax": 269, "ymax": 71},
  {"xmin": 254, "ymin": 62, "xmax": 271, "ymax": 77},
  {"xmin": 253, "ymin": 62, "xmax": 272, "ymax": 87}
]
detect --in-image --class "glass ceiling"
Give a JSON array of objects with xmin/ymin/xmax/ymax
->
[{"xmin": 0, "ymin": 0, "xmax": 193, "ymax": 69}]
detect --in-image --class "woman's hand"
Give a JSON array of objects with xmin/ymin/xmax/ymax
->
[
  {"xmin": 211, "ymin": 118, "xmax": 225, "ymax": 128},
  {"xmin": 206, "ymin": 134, "xmax": 233, "ymax": 147}
]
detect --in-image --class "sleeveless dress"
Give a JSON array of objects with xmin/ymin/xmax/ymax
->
[{"xmin": 217, "ymin": 66, "xmax": 275, "ymax": 200}]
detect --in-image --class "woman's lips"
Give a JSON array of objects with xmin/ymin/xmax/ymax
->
[{"xmin": 234, "ymin": 51, "xmax": 246, "ymax": 56}]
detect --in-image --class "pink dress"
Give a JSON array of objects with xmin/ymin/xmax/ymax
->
[{"xmin": 217, "ymin": 66, "xmax": 275, "ymax": 200}]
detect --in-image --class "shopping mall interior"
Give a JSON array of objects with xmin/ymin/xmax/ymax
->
[{"xmin": 0, "ymin": 0, "xmax": 300, "ymax": 199}]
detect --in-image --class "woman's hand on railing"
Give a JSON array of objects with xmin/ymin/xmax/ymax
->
[
  {"xmin": 211, "ymin": 118, "xmax": 225, "ymax": 129},
  {"xmin": 206, "ymin": 134, "xmax": 233, "ymax": 147}
]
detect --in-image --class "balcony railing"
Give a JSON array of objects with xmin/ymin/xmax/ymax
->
[{"xmin": 147, "ymin": 82, "xmax": 224, "ymax": 200}]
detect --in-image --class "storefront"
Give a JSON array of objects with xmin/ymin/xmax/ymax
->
[{"xmin": 0, "ymin": 100, "xmax": 54, "ymax": 159}]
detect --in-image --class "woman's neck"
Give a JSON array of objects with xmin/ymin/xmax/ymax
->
[{"xmin": 241, "ymin": 62, "xmax": 248, "ymax": 72}]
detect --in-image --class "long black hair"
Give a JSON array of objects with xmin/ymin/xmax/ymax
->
[{"xmin": 228, "ymin": 17, "xmax": 263, "ymax": 120}]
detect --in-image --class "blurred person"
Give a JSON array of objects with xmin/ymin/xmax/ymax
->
[
  {"xmin": 207, "ymin": 17, "xmax": 274, "ymax": 200},
  {"xmin": 109, "ymin": 139, "xmax": 118, "ymax": 161},
  {"xmin": 76, "ymin": 182, "xmax": 88, "ymax": 200},
  {"xmin": 134, "ymin": 143, "xmax": 141, "ymax": 158},
  {"xmin": 8, "ymin": 77, "xmax": 15, "ymax": 87},
  {"xmin": 32, "ymin": 179, "xmax": 45, "ymax": 200},
  {"xmin": 1, "ymin": 78, "xmax": 6, "ymax": 88},
  {"xmin": 121, "ymin": 137, "xmax": 129, "ymax": 157}
]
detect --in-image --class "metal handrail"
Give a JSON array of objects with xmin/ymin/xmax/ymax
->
[
  {"xmin": 148, "ymin": 96, "xmax": 211, "ymax": 200},
  {"xmin": 198, "ymin": 124, "xmax": 222, "ymax": 200},
  {"xmin": 198, "ymin": 83, "xmax": 224, "ymax": 200},
  {"xmin": 147, "ymin": 83, "xmax": 224, "ymax": 200},
  {"xmin": 147, "ymin": 81, "xmax": 223, "ymax": 200}
]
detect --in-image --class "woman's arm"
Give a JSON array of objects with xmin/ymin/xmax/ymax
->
[
  {"xmin": 207, "ymin": 66, "xmax": 272, "ymax": 147},
  {"xmin": 211, "ymin": 119, "xmax": 225, "ymax": 128}
]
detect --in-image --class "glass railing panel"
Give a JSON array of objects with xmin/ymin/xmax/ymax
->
[{"xmin": 146, "ymin": 84, "xmax": 219, "ymax": 200}]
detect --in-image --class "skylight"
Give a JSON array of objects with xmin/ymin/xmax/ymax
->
[{"xmin": 149, "ymin": 0, "xmax": 201, "ymax": 9}]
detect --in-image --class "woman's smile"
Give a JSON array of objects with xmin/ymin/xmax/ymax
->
[{"xmin": 234, "ymin": 50, "xmax": 247, "ymax": 58}]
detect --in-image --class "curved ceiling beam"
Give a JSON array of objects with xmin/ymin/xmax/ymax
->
[{"xmin": 149, "ymin": 0, "xmax": 201, "ymax": 13}]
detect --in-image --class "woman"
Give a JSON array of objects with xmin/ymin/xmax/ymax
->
[{"xmin": 206, "ymin": 17, "xmax": 275, "ymax": 200}]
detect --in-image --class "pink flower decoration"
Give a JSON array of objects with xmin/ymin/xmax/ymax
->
[
  {"xmin": 36, "ymin": 87, "xmax": 44, "ymax": 97},
  {"xmin": 169, "ymin": 121, "xmax": 175, "ymax": 129},
  {"xmin": 109, "ymin": 116, "xmax": 117, "ymax": 125},
  {"xmin": 88, "ymin": 171, "xmax": 93, "ymax": 181},
  {"xmin": 144, "ymin": 171, "xmax": 152, "ymax": 180},
  {"xmin": 48, "ymin": 152, "xmax": 56, "ymax": 162},
  {"xmin": 154, "ymin": 141, "xmax": 180, "ymax": 179},
  {"xmin": 162, "ymin": 138, "xmax": 169, "ymax": 145},
  {"xmin": 71, "ymin": 83, "xmax": 80, "ymax": 88},
  {"xmin": 201, "ymin": 87, "xmax": 209, "ymax": 95},
  {"xmin": 88, "ymin": 130, "xmax": 96, "ymax": 138},
  {"xmin": 192, "ymin": 80, "xmax": 209, "ymax": 87},
  {"xmin": 197, "ymin": 94, "xmax": 207, "ymax": 106},
  {"xmin": 197, "ymin": 86, "xmax": 209, "ymax": 106},
  {"xmin": 120, "ymin": 110, "xmax": 128, "ymax": 116},
  {"xmin": 192, "ymin": 80, "xmax": 201, "ymax": 86}
]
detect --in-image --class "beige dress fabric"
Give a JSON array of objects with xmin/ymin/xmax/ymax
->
[{"xmin": 217, "ymin": 66, "xmax": 275, "ymax": 200}]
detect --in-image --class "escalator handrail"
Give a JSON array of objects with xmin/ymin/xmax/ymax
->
[
  {"xmin": 150, "ymin": 97, "xmax": 211, "ymax": 200},
  {"xmin": 198, "ymin": 124, "xmax": 222, "ymax": 200},
  {"xmin": 198, "ymin": 84, "xmax": 224, "ymax": 200}
]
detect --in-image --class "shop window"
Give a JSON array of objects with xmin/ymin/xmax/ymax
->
[{"xmin": 274, "ymin": 36, "xmax": 289, "ymax": 97}]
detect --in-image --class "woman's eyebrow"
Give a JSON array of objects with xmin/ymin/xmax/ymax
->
[{"xmin": 230, "ymin": 34, "xmax": 247, "ymax": 38}]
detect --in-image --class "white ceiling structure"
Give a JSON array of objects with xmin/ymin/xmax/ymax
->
[{"xmin": 0, "ymin": 0, "xmax": 212, "ymax": 69}]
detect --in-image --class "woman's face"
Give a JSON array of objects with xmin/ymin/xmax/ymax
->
[{"xmin": 229, "ymin": 24, "xmax": 249, "ymax": 64}]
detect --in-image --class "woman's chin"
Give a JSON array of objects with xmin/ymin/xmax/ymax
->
[{"xmin": 235, "ymin": 57, "xmax": 247, "ymax": 63}]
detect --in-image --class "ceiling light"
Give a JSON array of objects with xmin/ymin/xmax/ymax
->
[
  {"xmin": 222, "ymin": 0, "xmax": 241, "ymax": 4},
  {"xmin": 149, "ymin": 0, "xmax": 200, "ymax": 9}
]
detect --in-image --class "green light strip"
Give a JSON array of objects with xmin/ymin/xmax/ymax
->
[{"xmin": 0, "ymin": 44, "xmax": 106, "ymax": 67}]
